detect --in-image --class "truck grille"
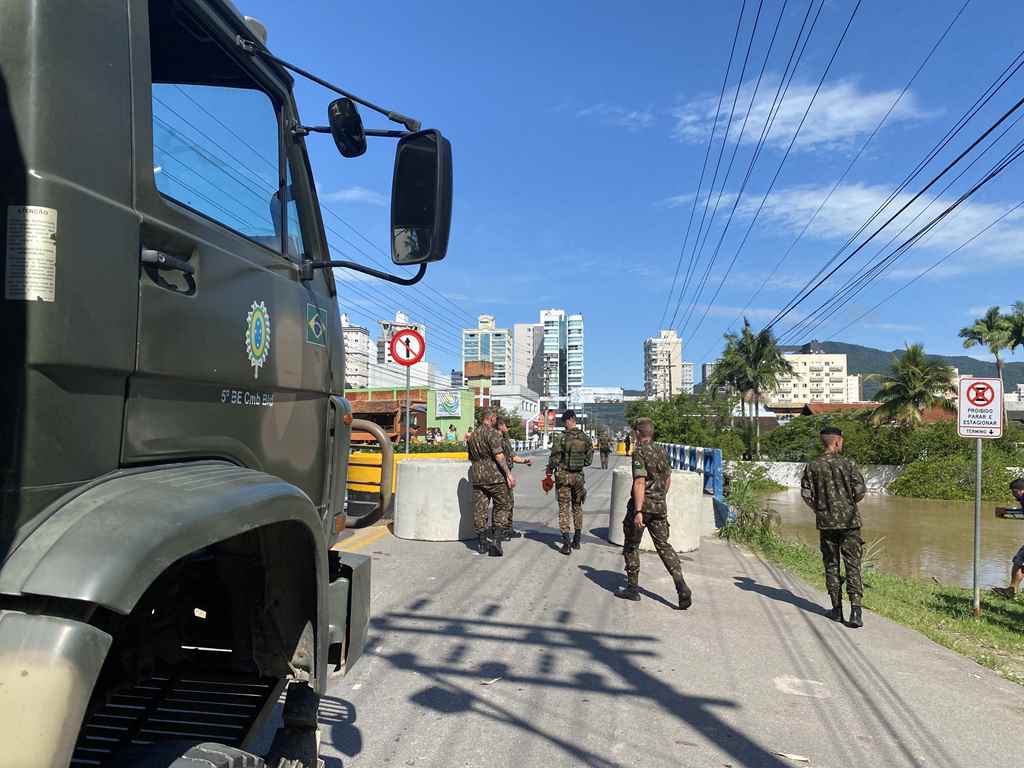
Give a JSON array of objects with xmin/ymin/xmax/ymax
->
[{"xmin": 70, "ymin": 673, "xmax": 277, "ymax": 766}]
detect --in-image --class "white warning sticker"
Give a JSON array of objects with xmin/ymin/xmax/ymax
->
[{"xmin": 5, "ymin": 205, "xmax": 57, "ymax": 302}]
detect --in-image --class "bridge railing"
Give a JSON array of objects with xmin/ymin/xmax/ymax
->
[{"xmin": 654, "ymin": 442, "xmax": 725, "ymax": 500}]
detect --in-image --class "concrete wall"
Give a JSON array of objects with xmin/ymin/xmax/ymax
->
[
  {"xmin": 393, "ymin": 459, "xmax": 475, "ymax": 541},
  {"xmin": 607, "ymin": 467, "xmax": 702, "ymax": 552},
  {"xmin": 728, "ymin": 461, "xmax": 903, "ymax": 494}
]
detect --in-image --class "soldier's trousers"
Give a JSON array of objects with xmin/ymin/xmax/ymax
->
[
  {"xmin": 555, "ymin": 471, "xmax": 586, "ymax": 533},
  {"xmin": 473, "ymin": 481, "xmax": 512, "ymax": 534},
  {"xmin": 622, "ymin": 502, "xmax": 682, "ymax": 582},
  {"xmin": 819, "ymin": 528, "xmax": 863, "ymax": 605},
  {"xmin": 600, "ymin": 451, "xmax": 610, "ymax": 469}
]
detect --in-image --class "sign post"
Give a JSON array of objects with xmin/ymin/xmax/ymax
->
[
  {"xmin": 390, "ymin": 328, "xmax": 425, "ymax": 455},
  {"xmin": 957, "ymin": 376, "xmax": 1004, "ymax": 617}
]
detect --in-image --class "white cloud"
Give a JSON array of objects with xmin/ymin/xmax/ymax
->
[
  {"xmin": 576, "ymin": 103, "xmax": 656, "ymax": 130},
  {"xmin": 324, "ymin": 186, "xmax": 387, "ymax": 206},
  {"xmin": 673, "ymin": 77, "xmax": 931, "ymax": 151},
  {"xmin": 735, "ymin": 182, "xmax": 1024, "ymax": 267},
  {"xmin": 658, "ymin": 192, "xmax": 695, "ymax": 208},
  {"xmin": 863, "ymin": 322, "xmax": 924, "ymax": 332}
]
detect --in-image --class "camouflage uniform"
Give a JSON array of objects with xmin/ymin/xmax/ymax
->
[
  {"xmin": 598, "ymin": 434, "xmax": 612, "ymax": 469},
  {"xmin": 800, "ymin": 453, "xmax": 867, "ymax": 606},
  {"xmin": 467, "ymin": 424, "xmax": 512, "ymax": 534},
  {"xmin": 501, "ymin": 434, "xmax": 516, "ymax": 524},
  {"xmin": 622, "ymin": 441, "xmax": 682, "ymax": 583},
  {"xmin": 547, "ymin": 427, "xmax": 592, "ymax": 533}
]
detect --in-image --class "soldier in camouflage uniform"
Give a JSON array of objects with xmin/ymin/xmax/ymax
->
[
  {"xmin": 545, "ymin": 410, "xmax": 592, "ymax": 555},
  {"xmin": 615, "ymin": 418, "xmax": 692, "ymax": 609},
  {"xmin": 496, "ymin": 414, "xmax": 532, "ymax": 540},
  {"xmin": 467, "ymin": 407, "xmax": 515, "ymax": 557},
  {"xmin": 598, "ymin": 431, "xmax": 613, "ymax": 469},
  {"xmin": 800, "ymin": 426, "xmax": 867, "ymax": 628}
]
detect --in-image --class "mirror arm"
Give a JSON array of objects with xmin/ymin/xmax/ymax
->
[
  {"xmin": 292, "ymin": 125, "xmax": 410, "ymax": 139},
  {"xmin": 301, "ymin": 259, "xmax": 427, "ymax": 286},
  {"xmin": 237, "ymin": 36, "xmax": 422, "ymax": 132}
]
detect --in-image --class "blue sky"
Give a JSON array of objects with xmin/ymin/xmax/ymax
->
[{"xmin": 242, "ymin": 0, "xmax": 1024, "ymax": 387}]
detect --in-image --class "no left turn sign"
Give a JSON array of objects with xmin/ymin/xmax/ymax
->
[{"xmin": 958, "ymin": 376, "xmax": 1003, "ymax": 438}]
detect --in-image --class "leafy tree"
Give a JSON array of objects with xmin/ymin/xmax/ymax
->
[
  {"xmin": 960, "ymin": 306, "xmax": 1011, "ymax": 422},
  {"xmin": 712, "ymin": 319, "xmax": 792, "ymax": 457},
  {"xmin": 871, "ymin": 343, "xmax": 956, "ymax": 425},
  {"xmin": 625, "ymin": 393, "xmax": 745, "ymax": 460}
]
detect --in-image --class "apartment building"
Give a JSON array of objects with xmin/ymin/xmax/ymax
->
[
  {"xmin": 462, "ymin": 314, "xmax": 513, "ymax": 386},
  {"xmin": 341, "ymin": 314, "xmax": 371, "ymax": 389},
  {"xmin": 539, "ymin": 309, "xmax": 585, "ymax": 414},
  {"xmin": 512, "ymin": 322, "xmax": 543, "ymax": 392},
  {"xmin": 771, "ymin": 353, "xmax": 854, "ymax": 405},
  {"xmin": 643, "ymin": 330, "xmax": 684, "ymax": 400}
]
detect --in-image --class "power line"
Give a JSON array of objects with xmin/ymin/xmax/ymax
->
[
  {"xmin": 722, "ymin": 0, "xmax": 972, "ymax": 334},
  {"xmin": 658, "ymin": 0, "xmax": 749, "ymax": 331}
]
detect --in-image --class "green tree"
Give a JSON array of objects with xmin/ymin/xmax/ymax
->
[
  {"xmin": 713, "ymin": 319, "xmax": 792, "ymax": 457},
  {"xmin": 960, "ymin": 306, "xmax": 1011, "ymax": 422},
  {"xmin": 871, "ymin": 343, "xmax": 956, "ymax": 425}
]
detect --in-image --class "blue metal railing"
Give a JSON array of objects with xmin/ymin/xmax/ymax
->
[{"xmin": 654, "ymin": 442, "xmax": 725, "ymax": 500}]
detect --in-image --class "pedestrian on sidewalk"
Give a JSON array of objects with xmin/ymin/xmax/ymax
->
[
  {"xmin": 467, "ymin": 407, "xmax": 514, "ymax": 557},
  {"xmin": 598, "ymin": 431, "xmax": 613, "ymax": 469},
  {"xmin": 615, "ymin": 418, "xmax": 692, "ymax": 608},
  {"xmin": 546, "ymin": 410, "xmax": 592, "ymax": 555},
  {"xmin": 496, "ymin": 414, "xmax": 532, "ymax": 540},
  {"xmin": 800, "ymin": 426, "xmax": 867, "ymax": 628},
  {"xmin": 992, "ymin": 478, "xmax": 1024, "ymax": 599}
]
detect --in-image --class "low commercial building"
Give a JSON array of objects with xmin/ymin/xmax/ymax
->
[{"xmin": 490, "ymin": 384, "xmax": 541, "ymax": 433}]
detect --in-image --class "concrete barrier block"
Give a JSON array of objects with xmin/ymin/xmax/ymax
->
[
  {"xmin": 393, "ymin": 459, "xmax": 475, "ymax": 541},
  {"xmin": 607, "ymin": 467, "xmax": 701, "ymax": 553}
]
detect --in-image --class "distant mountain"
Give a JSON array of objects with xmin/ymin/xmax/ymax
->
[{"xmin": 810, "ymin": 341, "xmax": 1024, "ymax": 399}]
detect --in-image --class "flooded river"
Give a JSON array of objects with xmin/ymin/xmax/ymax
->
[{"xmin": 767, "ymin": 489, "xmax": 1024, "ymax": 589}]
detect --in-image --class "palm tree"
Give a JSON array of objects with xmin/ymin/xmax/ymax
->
[
  {"xmin": 960, "ymin": 306, "xmax": 1011, "ymax": 422},
  {"xmin": 714, "ymin": 319, "xmax": 792, "ymax": 457},
  {"xmin": 1005, "ymin": 301, "xmax": 1024, "ymax": 357},
  {"xmin": 871, "ymin": 343, "xmax": 956, "ymax": 425}
]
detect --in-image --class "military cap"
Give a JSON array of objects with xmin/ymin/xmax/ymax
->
[{"xmin": 820, "ymin": 426, "xmax": 842, "ymax": 437}]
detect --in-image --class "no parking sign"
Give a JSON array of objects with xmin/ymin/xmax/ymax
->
[{"xmin": 957, "ymin": 377, "xmax": 1003, "ymax": 438}]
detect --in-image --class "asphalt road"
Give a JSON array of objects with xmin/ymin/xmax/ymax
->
[{"xmin": 319, "ymin": 456, "xmax": 1022, "ymax": 768}]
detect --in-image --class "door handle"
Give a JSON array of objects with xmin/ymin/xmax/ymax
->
[{"xmin": 141, "ymin": 248, "xmax": 194, "ymax": 275}]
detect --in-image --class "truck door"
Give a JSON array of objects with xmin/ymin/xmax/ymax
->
[{"xmin": 124, "ymin": 1, "xmax": 339, "ymax": 506}]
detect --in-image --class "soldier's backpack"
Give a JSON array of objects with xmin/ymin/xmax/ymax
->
[{"xmin": 563, "ymin": 430, "xmax": 593, "ymax": 472}]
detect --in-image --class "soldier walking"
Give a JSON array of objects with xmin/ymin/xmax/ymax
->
[
  {"xmin": 598, "ymin": 431, "xmax": 613, "ymax": 469},
  {"xmin": 615, "ymin": 418, "xmax": 692, "ymax": 609},
  {"xmin": 545, "ymin": 410, "xmax": 592, "ymax": 555},
  {"xmin": 496, "ymin": 414, "xmax": 532, "ymax": 540},
  {"xmin": 800, "ymin": 426, "xmax": 867, "ymax": 628},
  {"xmin": 467, "ymin": 407, "xmax": 515, "ymax": 557}
]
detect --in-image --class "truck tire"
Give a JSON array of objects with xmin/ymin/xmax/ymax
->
[{"xmin": 111, "ymin": 741, "xmax": 266, "ymax": 768}]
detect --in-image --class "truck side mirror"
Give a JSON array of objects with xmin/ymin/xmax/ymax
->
[
  {"xmin": 328, "ymin": 98, "xmax": 367, "ymax": 158},
  {"xmin": 391, "ymin": 129, "xmax": 452, "ymax": 265}
]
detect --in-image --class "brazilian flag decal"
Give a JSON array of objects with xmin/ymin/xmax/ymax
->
[{"xmin": 306, "ymin": 303, "xmax": 328, "ymax": 347}]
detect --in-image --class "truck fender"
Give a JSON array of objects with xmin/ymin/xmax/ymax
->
[{"xmin": 0, "ymin": 461, "xmax": 327, "ymax": 617}]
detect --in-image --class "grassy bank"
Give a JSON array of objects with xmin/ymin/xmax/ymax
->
[{"xmin": 720, "ymin": 504, "xmax": 1024, "ymax": 685}]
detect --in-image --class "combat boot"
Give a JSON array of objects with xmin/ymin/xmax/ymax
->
[
  {"xmin": 477, "ymin": 533, "xmax": 490, "ymax": 555},
  {"xmin": 489, "ymin": 528, "xmax": 504, "ymax": 557},
  {"xmin": 674, "ymin": 574, "xmax": 693, "ymax": 610},
  {"xmin": 826, "ymin": 592, "xmax": 844, "ymax": 623},
  {"xmin": 504, "ymin": 527, "xmax": 523, "ymax": 540},
  {"xmin": 560, "ymin": 533, "xmax": 572, "ymax": 555},
  {"xmin": 848, "ymin": 605, "xmax": 863, "ymax": 628},
  {"xmin": 572, "ymin": 530, "xmax": 581, "ymax": 550},
  {"xmin": 615, "ymin": 575, "xmax": 640, "ymax": 601}
]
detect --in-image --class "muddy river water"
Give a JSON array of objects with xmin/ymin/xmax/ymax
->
[{"xmin": 767, "ymin": 489, "xmax": 1024, "ymax": 589}]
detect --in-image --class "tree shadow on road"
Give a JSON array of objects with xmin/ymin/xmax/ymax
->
[
  {"xmin": 733, "ymin": 576, "xmax": 829, "ymax": 617},
  {"xmin": 369, "ymin": 608, "xmax": 794, "ymax": 768},
  {"xmin": 578, "ymin": 564, "xmax": 679, "ymax": 610}
]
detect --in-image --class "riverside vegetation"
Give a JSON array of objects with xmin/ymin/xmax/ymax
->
[{"xmin": 720, "ymin": 468, "xmax": 1024, "ymax": 685}]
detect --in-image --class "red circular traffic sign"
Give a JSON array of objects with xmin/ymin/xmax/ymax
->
[
  {"xmin": 389, "ymin": 328, "xmax": 425, "ymax": 367},
  {"xmin": 966, "ymin": 381, "xmax": 994, "ymax": 407}
]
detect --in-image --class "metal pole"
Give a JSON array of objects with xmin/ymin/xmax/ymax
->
[
  {"xmin": 974, "ymin": 437, "xmax": 982, "ymax": 617},
  {"xmin": 404, "ymin": 364, "xmax": 411, "ymax": 456}
]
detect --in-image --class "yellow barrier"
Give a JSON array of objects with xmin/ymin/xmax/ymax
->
[{"xmin": 347, "ymin": 451, "xmax": 470, "ymax": 494}]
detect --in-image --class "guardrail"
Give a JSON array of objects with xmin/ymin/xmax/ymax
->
[
  {"xmin": 346, "ymin": 419, "xmax": 394, "ymax": 529},
  {"xmin": 655, "ymin": 442, "xmax": 725, "ymax": 500}
]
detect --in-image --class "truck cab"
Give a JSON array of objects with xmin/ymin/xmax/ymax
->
[{"xmin": 0, "ymin": 1, "xmax": 451, "ymax": 765}]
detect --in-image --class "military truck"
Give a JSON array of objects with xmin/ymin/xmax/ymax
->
[{"xmin": 0, "ymin": 1, "xmax": 452, "ymax": 765}]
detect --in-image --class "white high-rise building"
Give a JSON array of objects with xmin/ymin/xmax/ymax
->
[
  {"xmin": 539, "ymin": 309, "xmax": 585, "ymax": 413},
  {"xmin": 462, "ymin": 315, "xmax": 513, "ymax": 386},
  {"xmin": 681, "ymin": 361, "xmax": 695, "ymax": 395},
  {"xmin": 513, "ymin": 322, "xmax": 543, "ymax": 392},
  {"xmin": 770, "ymin": 352, "xmax": 854, "ymax": 404},
  {"xmin": 644, "ymin": 330, "xmax": 684, "ymax": 400},
  {"xmin": 341, "ymin": 314, "xmax": 371, "ymax": 389}
]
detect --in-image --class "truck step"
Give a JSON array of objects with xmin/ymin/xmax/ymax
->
[{"xmin": 71, "ymin": 672, "xmax": 277, "ymax": 766}]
